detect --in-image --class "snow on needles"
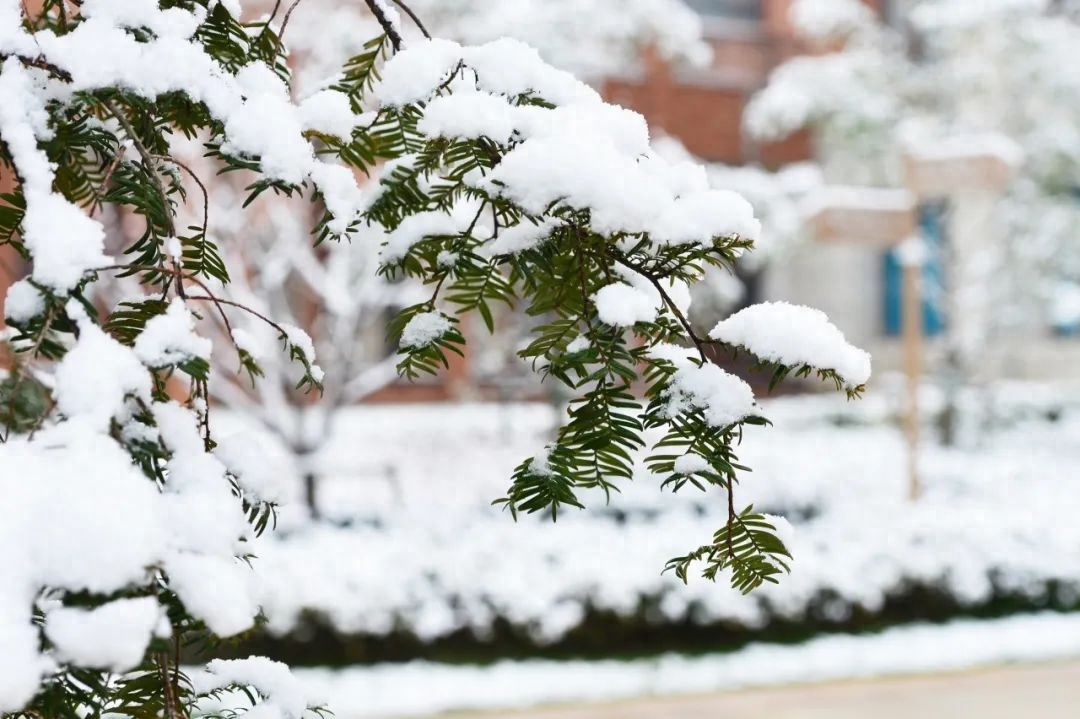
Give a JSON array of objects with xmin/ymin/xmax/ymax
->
[
  {"xmin": 0, "ymin": 0, "xmax": 369, "ymax": 297},
  {"xmin": 400, "ymin": 312, "xmax": 453, "ymax": 349},
  {"xmin": 710, "ymin": 301, "xmax": 872, "ymax": 389},
  {"xmin": 377, "ymin": 37, "xmax": 763, "ymax": 249},
  {"xmin": 649, "ymin": 343, "xmax": 758, "ymax": 428}
]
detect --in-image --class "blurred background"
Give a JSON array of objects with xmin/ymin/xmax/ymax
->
[{"xmin": 5, "ymin": 0, "xmax": 1080, "ymax": 716}]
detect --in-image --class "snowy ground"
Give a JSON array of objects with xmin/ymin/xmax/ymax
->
[
  {"xmin": 293, "ymin": 612, "xmax": 1080, "ymax": 718},
  {"xmin": 235, "ymin": 379, "xmax": 1080, "ymax": 645}
]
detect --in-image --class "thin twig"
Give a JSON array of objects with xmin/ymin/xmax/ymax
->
[
  {"xmin": 278, "ymin": 0, "xmax": 305, "ymax": 43},
  {"xmin": 88, "ymin": 151, "xmax": 125, "ymax": 217},
  {"xmin": 152, "ymin": 153, "xmax": 209, "ymax": 237},
  {"xmin": 390, "ymin": 0, "xmax": 430, "ymax": 38},
  {"xmin": 185, "ymin": 294, "xmax": 289, "ymax": 337},
  {"xmin": 103, "ymin": 99, "xmax": 186, "ymax": 298},
  {"xmin": 364, "ymin": 0, "xmax": 404, "ymax": 51}
]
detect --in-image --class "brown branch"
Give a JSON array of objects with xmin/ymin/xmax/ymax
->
[
  {"xmin": 184, "ymin": 294, "xmax": 288, "ymax": 338},
  {"xmin": 278, "ymin": 0, "xmax": 305, "ymax": 43},
  {"xmin": 152, "ymin": 154, "xmax": 210, "ymax": 236},
  {"xmin": 364, "ymin": 0, "xmax": 404, "ymax": 51},
  {"xmin": 8, "ymin": 53, "xmax": 71, "ymax": 81}
]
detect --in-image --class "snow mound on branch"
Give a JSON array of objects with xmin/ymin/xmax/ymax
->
[
  {"xmin": 3, "ymin": 280, "xmax": 45, "ymax": 323},
  {"xmin": 594, "ymin": 282, "xmax": 658, "ymax": 327},
  {"xmin": 45, "ymin": 598, "xmax": 163, "ymax": 672},
  {"xmin": 376, "ymin": 37, "xmax": 761, "ymax": 249},
  {"xmin": 0, "ymin": 428, "xmax": 167, "ymax": 711},
  {"xmin": 192, "ymin": 657, "xmax": 314, "ymax": 719},
  {"xmin": 400, "ymin": 312, "xmax": 453, "ymax": 349},
  {"xmin": 709, "ymin": 301, "xmax": 871, "ymax": 388},
  {"xmin": 649, "ymin": 343, "xmax": 758, "ymax": 427},
  {"xmin": 487, "ymin": 217, "xmax": 559, "ymax": 255},
  {"xmin": 134, "ymin": 298, "xmax": 212, "ymax": 367}
]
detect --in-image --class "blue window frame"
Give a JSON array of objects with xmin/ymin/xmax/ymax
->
[
  {"xmin": 684, "ymin": 0, "xmax": 762, "ymax": 20},
  {"xmin": 883, "ymin": 201, "xmax": 946, "ymax": 336}
]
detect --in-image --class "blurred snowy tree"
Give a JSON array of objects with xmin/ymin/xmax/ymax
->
[{"xmin": 748, "ymin": 0, "xmax": 1080, "ymax": 338}]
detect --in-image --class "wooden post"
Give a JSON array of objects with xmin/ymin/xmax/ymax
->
[{"xmin": 901, "ymin": 259, "xmax": 922, "ymax": 500}]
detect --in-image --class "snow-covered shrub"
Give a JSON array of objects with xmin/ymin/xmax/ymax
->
[
  {"xmin": 0, "ymin": 0, "xmax": 866, "ymax": 714},
  {"xmin": 243, "ymin": 399, "xmax": 1080, "ymax": 659}
]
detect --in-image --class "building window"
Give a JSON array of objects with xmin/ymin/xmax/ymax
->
[
  {"xmin": 685, "ymin": 0, "xmax": 763, "ymax": 20},
  {"xmin": 883, "ymin": 202, "xmax": 946, "ymax": 337}
]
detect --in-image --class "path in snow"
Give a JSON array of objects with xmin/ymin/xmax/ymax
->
[
  {"xmin": 451, "ymin": 661, "xmax": 1080, "ymax": 719},
  {"xmin": 296, "ymin": 612, "xmax": 1080, "ymax": 718}
]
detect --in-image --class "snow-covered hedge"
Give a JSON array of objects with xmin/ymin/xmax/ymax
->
[{"xmin": 236, "ymin": 394, "xmax": 1080, "ymax": 659}]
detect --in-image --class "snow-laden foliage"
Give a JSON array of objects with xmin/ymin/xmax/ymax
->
[
  {"xmin": 746, "ymin": 0, "xmax": 1080, "ymax": 332},
  {"xmin": 277, "ymin": 0, "xmax": 711, "ymax": 94},
  {"xmin": 0, "ymin": 0, "xmax": 864, "ymax": 714}
]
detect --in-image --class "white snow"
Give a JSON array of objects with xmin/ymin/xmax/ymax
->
[
  {"xmin": 294, "ymin": 612, "xmax": 1080, "ymax": 718},
  {"xmin": 299, "ymin": 90, "xmax": 359, "ymax": 139},
  {"xmin": 0, "ymin": 426, "xmax": 167, "ymax": 710},
  {"xmin": 673, "ymin": 453, "xmax": 709, "ymax": 475},
  {"xmin": 193, "ymin": 657, "xmax": 313, "ymax": 719},
  {"xmin": 710, "ymin": 302, "xmax": 872, "ymax": 389},
  {"xmin": 399, "ymin": 311, "xmax": 453, "ymax": 349},
  {"xmin": 45, "ymin": 598, "xmax": 162, "ymax": 672},
  {"xmin": 243, "ymin": 390, "xmax": 1080, "ymax": 650},
  {"xmin": 53, "ymin": 309, "xmax": 152, "ymax": 430},
  {"xmin": 134, "ymin": 297, "xmax": 213, "ymax": 367},
  {"xmin": 649, "ymin": 343, "xmax": 758, "ymax": 427},
  {"xmin": 380, "ymin": 204, "xmax": 478, "ymax": 263},
  {"xmin": 593, "ymin": 282, "xmax": 658, "ymax": 327},
  {"xmin": 3, "ymin": 279, "xmax": 45, "ymax": 323}
]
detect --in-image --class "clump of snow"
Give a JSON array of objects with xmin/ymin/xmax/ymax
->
[
  {"xmin": 380, "ymin": 203, "xmax": 479, "ymax": 263},
  {"xmin": 3, "ymin": 279, "xmax": 45, "ymax": 323},
  {"xmin": 0, "ymin": 425, "xmax": 167, "ymax": 711},
  {"xmin": 299, "ymin": 90, "xmax": 358, "ymax": 139},
  {"xmin": 565, "ymin": 335, "xmax": 590, "ymax": 354},
  {"xmin": 650, "ymin": 189, "xmax": 761, "ymax": 246},
  {"xmin": 593, "ymin": 282, "xmax": 658, "ymax": 327},
  {"xmin": 45, "ymin": 598, "xmax": 162, "ymax": 672},
  {"xmin": 400, "ymin": 312, "xmax": 453, "ymax": 349},
  {"xmin": 167, "ymin": 554, "xmax": 258, "ymax": 637},
  {"xmin": 280, "ymin": 323, "xmax": 322, "ymax": 376},
  {"xmin": 673, "ymin": 453, "xmax": 709, "ymax": 475},
  {"xmin": 134, "ymin": 298, "xmax": 212, "ymax": 367},
  {"xmin": 53, "ymin": 308, "xmax": 151, "ymax": 430},
  {"xmin": 710, "ymin": 302, "xmax": 871, "ymax": 389},
  {"xmin": 232, "ymin": 327, "xmax": 266, "ymax": 360},
  {"xmin": 418, "ymin": 90, "xmax": 519, "ymax": 141},
  {"xmin": 193, "ymin": 657, "xmax": 313, "ymax": 719},
  {"xmin": 649, "ymin": 343, "xmax": 758, "ymax": 427},
  {"xmin": 376, "ymin": 38, "xmax": 463, "ymax": 106}
]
